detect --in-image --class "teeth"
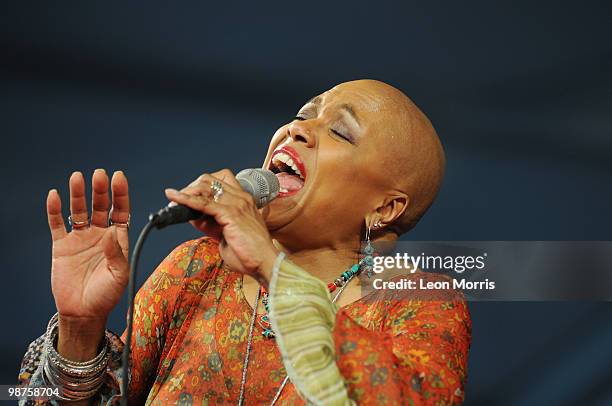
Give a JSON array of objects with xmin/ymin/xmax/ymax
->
[
  {"xmin": 272, "ymin": 151, "xmax": 304, "ymax": 179},
  {"xmin": 275, "ymin": 152, "xmax": 290, "ymax": 163},
  {"xmin": 291, "ymin": 164, "xmax": 302, "ymax": 178},
  {"xmin": 279, "ymin": 187, "xmax": 288, "ymax": 193}
]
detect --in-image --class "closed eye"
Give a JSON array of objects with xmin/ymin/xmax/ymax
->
[{"xmin": 331, "ymin": 129, "xmax": 354, "ymax": 144}]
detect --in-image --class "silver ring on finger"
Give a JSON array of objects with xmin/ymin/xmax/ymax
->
[
  {"xmin": 211, "ymin": 180, "xmax": 224, "ymax": 202},
  {"xmin": 68, "ymin": 215, "xmax": 89, "ymax": 230},
  {"xmin": 108, "ymin": 207, "xmax": 131, "ymax": 229}
]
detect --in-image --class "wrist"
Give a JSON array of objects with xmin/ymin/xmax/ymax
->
[
  {"xmin": 257, "ymin": 245, "xmax": 282, "ymax": 288},
  {"xmin": 57, "ymin": 314, "xmax": 107, "ymax": 362},
  {"xmin": 44, "ymin": 313, "xmax": 110, "ymax": 402}
]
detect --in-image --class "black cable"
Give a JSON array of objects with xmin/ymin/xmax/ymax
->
[{"xmin": 119, "ymin": 217, "xmax": 156, "ymax": 406}]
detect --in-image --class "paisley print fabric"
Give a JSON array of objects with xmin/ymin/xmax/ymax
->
[{"xmin": 19, "ymin": 237, "xmax": 471, "ymax": 405}]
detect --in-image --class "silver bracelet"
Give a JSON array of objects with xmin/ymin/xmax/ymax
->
[{"xmin": 41, "ymin": 313, "xmax": 110, "ymax": 401}]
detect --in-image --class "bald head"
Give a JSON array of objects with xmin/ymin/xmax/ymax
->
[
  {"xmin": 263, "ymin": 79, "xmax": 445, "ymax": 247},
  {"xmin": 332, "ymin": 79, "xmax": 446, "ymax": 235}
]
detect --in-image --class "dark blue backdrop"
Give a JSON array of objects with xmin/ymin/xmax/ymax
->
[{"xmin": 1, "ymin": 2, "xmax": 611, "ymax": 405}]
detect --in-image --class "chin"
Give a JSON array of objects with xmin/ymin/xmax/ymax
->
[{"xmin": 262, "ymin": 196, "xmax": 301, "ymax": 233}]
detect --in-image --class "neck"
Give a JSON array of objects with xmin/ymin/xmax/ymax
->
[{"xmin": 274, "ymin": 240, "xmax": 360, "ymax": 283}]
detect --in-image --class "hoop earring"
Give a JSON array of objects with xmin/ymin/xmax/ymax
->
[{"xmin": 361, "ymin": 222, "xmax": 375, "ymax": 278}]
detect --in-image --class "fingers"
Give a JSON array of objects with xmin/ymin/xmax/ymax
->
[
  {"xmin": 165, "ymin": 175, "xmax": 253, "ymax": 226},
  {"xmin": 110, "ymin": 171, "xmax": 130, "ymax": 224},
  {"xmin": 166, "ymin": 186, "xmax": 222, "ymax": 212},
  {"xmin": 61, "ymin": 170, "xmax": 127, "ymax": 233},
  {"xmin": 110, "ymin": 171, "xmax": 130, "ymax": 257},
  {"xmin": 69, "ymin": 171, "xmax": 89, "ymax": 229},
  {"xmin": 102, "ymin": 227, "xmax": 129, "ymax": 284},
  {"xmin": 166, "ymin": 188, "xmax": 236, "ymax": 228},
  {"xmin": 210, "ymin": 168, "xmax": 242, "ymax": 189},
  {"xmin": 90, "ymin": 169, "xmax": 110, "ymax": 227},
  {"xmin": 47, "ymin": 189, "xmax": 67, "ymax": 241},
  {"xmin": 186, "ymin": 169, "xmax": 242, "ymax": 191},
  {"xmin": 184, "ymin": 171, "xmax": 252, "ymax": 203}
]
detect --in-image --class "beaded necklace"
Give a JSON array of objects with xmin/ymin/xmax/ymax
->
[
  {"xmin": 237, "ymin": 258, "xmax": 365, "ymax": 405},
  {"xmin": 258, "ymin": 261, "xmax": 362, "ymax": 339}
]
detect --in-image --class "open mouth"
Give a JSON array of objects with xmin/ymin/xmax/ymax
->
[{"xmin": 268, "ymin": 146, "xmax": 307, "ymax": 197}]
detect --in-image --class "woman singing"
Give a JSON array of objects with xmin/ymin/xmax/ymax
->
[{"xmin": 19, "ymin": 79, "xmax": 471, "ymax": 405}]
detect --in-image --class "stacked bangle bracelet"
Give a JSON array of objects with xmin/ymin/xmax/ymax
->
[{"xmin": 41, "ymin": 313, "xmax": 110, "ymax": 402}]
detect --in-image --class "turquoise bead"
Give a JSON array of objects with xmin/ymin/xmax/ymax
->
[{"xmin": 259, "ymin": 261, "xmax": 362, "ymax": 340}]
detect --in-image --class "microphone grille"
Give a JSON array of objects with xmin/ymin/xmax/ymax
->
[{"xmin": 236, "ymin": 168, "xmax": 280, "ymax": 208}]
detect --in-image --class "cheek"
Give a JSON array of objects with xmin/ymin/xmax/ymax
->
[
  {"xmin": 304, "ymin": 183, "xmax": 367, "ymax": 233},
  {"xmin": 312, "ymin": 154, "xmax": 369, "ymax": 212},
  {"xmin": 316, "ymin": 155, "xmax": 356, "ymax": 196},
  {"xmin": 317, "ymin": 142, "xmax": 368, "ymax": 190}
]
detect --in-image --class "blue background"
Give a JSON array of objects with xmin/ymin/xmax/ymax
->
[{"xmin": 1, "ymin": 2, "xmax": 611, "ymax": 404}]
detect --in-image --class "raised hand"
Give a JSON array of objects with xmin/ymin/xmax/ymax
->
[{"xmin": 47, "ymin": 169, "xmax": 130, "ymax": 360}]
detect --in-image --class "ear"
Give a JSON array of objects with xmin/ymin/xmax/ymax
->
[{"xmin": 367, "ymin": 191, "xmax": 409, "ymax": 230}]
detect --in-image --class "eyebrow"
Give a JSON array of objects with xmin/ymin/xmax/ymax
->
[
  {"xmin": 301, "ymin": 97, "xmax": 360, "ymax": 127},
  {"xmin": 340, "ymin": 103, "xmax": 360, "ymax": 126},
  {"xmin": 305, "ymin": 96, "xmax": 322, "ymax": 105}
]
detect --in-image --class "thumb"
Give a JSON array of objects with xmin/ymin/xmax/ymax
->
[{"xmin": 103, "ymin": 227, "xmax": 129, "ymax": 284}]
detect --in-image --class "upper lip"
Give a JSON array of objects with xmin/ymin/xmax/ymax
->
[{"xmin": 269, "ymin": 145, "xmax": 307, "ymax": 180}]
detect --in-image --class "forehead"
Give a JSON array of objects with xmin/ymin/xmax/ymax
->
[
  {"xmin": 309, "ymin": 84, "xmax": 389, "ymax": 114},
  {"xmin": 304, "ymin": 84, "xmax": 406, "ymax": 142}
]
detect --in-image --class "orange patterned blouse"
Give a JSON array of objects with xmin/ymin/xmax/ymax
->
[{"xmin": 19, "ymin": 237, "xmax": 471, "ymax": 405}]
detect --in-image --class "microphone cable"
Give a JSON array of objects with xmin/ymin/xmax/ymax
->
[{"xmin": 119, "ymin": 215, "xmax": 156, "ymax": 406}]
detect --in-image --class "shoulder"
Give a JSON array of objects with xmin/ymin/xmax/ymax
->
[
  {"xmin": 345, "ymin": 272, "xmax": 471, "ymax": 336},
  {"xmin": 381, "ymin": 272, "xmax": 472, "ymax": 341},
  {"xmin": 142, "ymin": 237, "xmax": 224, "ymax": 296},
  {"xmin": 340, "ymin": 273, "xmax": 472, "ymax": 371},
  {"xmin": 159, "ymin": 236, "xmax": 222, "ymax": 276},
  {"xmin": 166, "ymin": 236, "xmax": 220, "ymax": 265}
]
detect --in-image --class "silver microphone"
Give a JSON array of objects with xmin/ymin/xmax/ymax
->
[{"xmin": 151, "ymin": 168, "xmax": 280, "ymax": 229}]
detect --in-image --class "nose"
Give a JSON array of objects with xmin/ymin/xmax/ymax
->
[{"xmin": 287, "ymin": 120, "xmax": 316, "ymax": 148}]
